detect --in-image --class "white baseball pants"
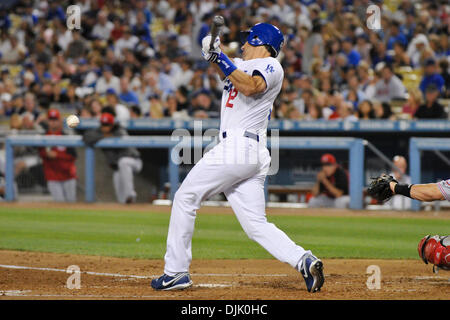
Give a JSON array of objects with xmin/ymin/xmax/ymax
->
[
  {"xmin": 113, "ymin": 157, "xmax": 142, "ymax": 203},
  {"xmin": 47, "ymin": 179, "xmax": 77, "ymax": 202},
  {"xmin": 164, "ymin": 130, "xmax": 309, "ymax": 276}
]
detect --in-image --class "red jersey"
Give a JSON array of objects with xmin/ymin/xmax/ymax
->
[{"xmin": 39, "ymin": 131, "xmax": 77, "ymax": 181}]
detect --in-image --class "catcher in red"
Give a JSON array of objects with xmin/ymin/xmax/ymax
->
[
  {"xmin": 418, "ymin": 235, "xmax": 450, "ymax": 273},
  {"xmin": 368, "ymin": 175, "xmax": 450, "ymax": 272}
]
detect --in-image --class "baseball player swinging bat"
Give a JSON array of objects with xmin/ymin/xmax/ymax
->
[
  {"xmin": 151, "ymin": 20, "xmax": 324, "ymax": 293},
  {"xmin": 368, "ymin": 175, "xmax": 450, "ymax": 272}
]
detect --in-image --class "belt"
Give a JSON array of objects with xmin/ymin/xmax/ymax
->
[{"xmin": 222, "ymin": 130, "xmax": 259, "ymax": 142}]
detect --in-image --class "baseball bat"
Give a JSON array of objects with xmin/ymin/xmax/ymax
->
[{"xmin": 209, "ymin": 15, "xmax": 225, "ymax": 51}]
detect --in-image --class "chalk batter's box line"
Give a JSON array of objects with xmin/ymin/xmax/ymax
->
[{"xmin": 0, "ymin": 264, "xmax": 290, "ymax": 278}]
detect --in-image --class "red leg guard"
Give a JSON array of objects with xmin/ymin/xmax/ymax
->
[{"xmin": 418, "ymin": 235, "xmax": 450, "ymax": 271}]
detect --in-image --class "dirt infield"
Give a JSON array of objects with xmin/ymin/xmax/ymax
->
[
  {"xmin": 0, "ymin": 250, "xmax": 449, "ymax": 300},
  {"xmin": 1, "ymin": 203, "xmax": 449, "ymax": 299}
]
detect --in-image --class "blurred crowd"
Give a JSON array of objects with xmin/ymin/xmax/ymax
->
[{"xmin": 0, "ymin": 0, "xmax": 449, "ymax": 135}]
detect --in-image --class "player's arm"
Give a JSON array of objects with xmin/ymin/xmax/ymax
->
[
  {"xmin": 211, "ymin": 61, "xmax": 266, "ymax": 96},
  {"xmin": 321, "ymin": 177, "xmax": 344, "ymax": 198},
  {"xmin": 317, "ymin": 171, "xmax": 344, "ymax": 198},
  {"xmin": 201, "ymin": 36, "xmax": 266, "ymax": 96},
  {"xmin": 228, "ymin": 71, "xmax": 267, "ymax": 96},
  {"xmin": 389, "ymin": 182, "xmax": 445, "ymax": 201},
  {"xmin": 311, "ymin": 181, "xmax": 320, "ymax": 196}
]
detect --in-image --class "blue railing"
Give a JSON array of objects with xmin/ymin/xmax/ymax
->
[
  {"xmin": 5, "ymin": 135, "xmax": 366, "ymax": 209},
  {"xmin": 72, "ymin": 118, "xmax": 450, "ymax": 132}
]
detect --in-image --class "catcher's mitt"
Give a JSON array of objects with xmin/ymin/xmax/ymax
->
[{"xmin": 367, "ymin": 174, "xmax": 398, "ymax": 202}]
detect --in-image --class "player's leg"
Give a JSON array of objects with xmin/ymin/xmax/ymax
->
[
  {"xmin": 334, "ymin": 195, "xmax": 350, "ymax": 209},
  {"xmin": 308, "ymin": 194, "xmax": 334, "ymax": 208},
  {"xmin": 62, "ymin": 178, "xmax": 77, "ymax": 202},
  {"xmin": 225, "ymin": 174, "xmax": 324, "ymax": 292},
  {"xmin": 112, "ymin": 170, "xmax": 124, "ymax": 203},
  {"xmin": 224, "ymin": 174, "xmax": 308, "ymax": 268},
  {"xmin": 117, "ymin": 157, "xmax": 142, "ymax": 202},
  {"xmin": 163, "ymin": 142, "xmax": 258, "ymax": 276},
  {"xmin": 47, "ymin": 181, "xmax": 66, "ymax": 202}
]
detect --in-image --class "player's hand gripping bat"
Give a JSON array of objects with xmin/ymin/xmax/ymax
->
[{"xmin": 209, "ymin": 15, "xmax": 225, "ymax": 51}]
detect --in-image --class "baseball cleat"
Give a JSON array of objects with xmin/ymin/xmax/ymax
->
[
  {"xmin": 151, "ymin": 272, "xmax": 193, "ymax": 291},
  {"xmin": 299, "ymin": 253, "xmax": 324, "ymax": 293}
]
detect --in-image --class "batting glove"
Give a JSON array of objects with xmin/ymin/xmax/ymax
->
[{"xmin": 201, "ymin": 35, "xmax": 221, "ymax": 63}]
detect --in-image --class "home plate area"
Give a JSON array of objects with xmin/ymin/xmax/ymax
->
[{"xmin": 0, "ymin": 250, "xmax": 449, "ymax": 300}]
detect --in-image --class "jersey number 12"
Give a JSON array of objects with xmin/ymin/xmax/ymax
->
[{"xmin": 225, "ymin": 88, "xmax": 238, "ymax": 108}]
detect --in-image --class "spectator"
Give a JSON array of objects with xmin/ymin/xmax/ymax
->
[
  {"xmin": 309, "ymin": 153, "xmax": 350, "ymax": 209},
  {"xmin": 414, "ymin": 84, "xmax": 447, "ymax": 119},
  {"xmin": 370, "ymin": 41, "xmax": 393, "ymax": 69},
  {"xmin": 357, "ymin": 100, "xmax": 375, "ymax": 119},
  {"xmin": 91, "ymin": 10, "xmax": 114, "ymax": 41},
  {"xmin": 18, "ymin": 93, "xmax": 40, "ymax": 121},
  {"xmin": 95, "ymin": 65, "xmax": 120, "ymax": 95},
  {"xmin": 373, "ymin": 101, "xmax": 395, "ymax": 120},
  {"xmin": 130, "ymin": 105, "xmax": 142, "ymax": 118},
  {"xmin": 0, "ymin": 34, "xmax": 27, "ymax": 64},
  {"xmin": 148, "ymin": 93, "xmax": 164, "ymax": 118},
  {"xmin": 419, "ymin": 58, "xmax": 445, "ymax": 95},
  {"xmin": 164, "ymin": 94, "xmax": 188, "ymax": 119},
  {"xmin": 38, "ymin": 109, "xmax": 77, "ymax": 203},
  {"xmin": 407, "ymin": 33, "xmax": 430, "ymax": 68},
  {"xmin": 387, "ymin": 20, "xmax": 408, "ymax": 51},
  {"xmin": 402, "ymin": 88, "xmax": 423, "ymax": 118},
  {"xmin": 132, "ymin": 11, "xmax": 154, "ymax": 47},
  {"xmin": 357, "ymin": 62, "xmax": 377, "ymax": 100},
  {"xmin": 114, "ymin": 26, "xmax": 139, "ymax": 59},
  {"xmin": 374, "ymin": 64, "xmax": 407, "ymax": 102},
  {"xmin": 105, "ymin": 88, "xmax": 130, "ymax": 126},
  {"xmin": 84, "ymin": 99, "xmax": 103, "ymax": 119},
  {"xmin": 331, "ymin": 101, "xmax": 358, "ymax": 121},
  {"xmin": 392, "ymin": 42, "xmax": 411, "ymax": 68},
  {"xmin": 343, "ymin": 75, "xmax": 367, "ymax": 109},
  {"xmin": 173, "ymin": 59, "xmax": 194, "ymax": 89},
  {"xmin": 304, "ymin": 102, "xmax": 323, "ymax": 120},
  {"xmin": 83, "ymin": 113, "xmax": 142, "ymax": 204},
  {"xmin": 302, "ymin": 19, "xmax": 324, "ymax": 75},
  {"xmin": 119, "ymin": 77, "xmax": 140, "ymax": 106},
  {"xmin": 342, "ymin": 37, "xmax": 361, "ymax": 67},
  {"xmin": 65, "ymin": 29, "xmax": 88, "ymax": 60},
  {"xmin": 189, "ymin": 90, "xmax": 219, "ymax": 119},
  {"xmin": 175, "ymin": 86, "xmax": 190, "ymax": 111},
  {"xmin": 355, "ymin": 34, "xmax": 371, "ymax": 62},
  {"xmin": 439, "ymin": 59, "xmax": 450, "ymax": 98},
  {"xmin": 0, "ymin": 93, "xmax": 14, "ymax": 117}
]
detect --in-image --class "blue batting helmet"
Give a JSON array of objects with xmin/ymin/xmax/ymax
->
[{"xmin": 240, "ymin": 23, "xmax": 284, "ymax": 57}]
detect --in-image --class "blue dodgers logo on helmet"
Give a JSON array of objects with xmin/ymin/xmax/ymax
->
[{"xmin": 241, "ymin": 23, "xmax": 284, "ymax": 57}]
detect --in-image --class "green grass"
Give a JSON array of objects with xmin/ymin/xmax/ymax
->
[{"xmin": 0, "ymin": 206, "xmax": 449, "ymax": 260}]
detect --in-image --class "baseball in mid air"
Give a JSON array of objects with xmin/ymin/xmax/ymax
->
[{"xmin": 66, "ymin": 115, "xmax": 80, "ymax": 128}]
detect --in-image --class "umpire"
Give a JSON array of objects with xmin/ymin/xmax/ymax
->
[{"xmin": 83, "ymin": 112, "xmax": 142, "ymax": 203}]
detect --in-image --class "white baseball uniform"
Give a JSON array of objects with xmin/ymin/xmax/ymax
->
[
  {"xmin": 163, "ymin": 56, "xmax": 310, "ymax": 276},
  {"xmin": 437, "ymin": 179, "xmax": 450, "ymax": 200}
]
